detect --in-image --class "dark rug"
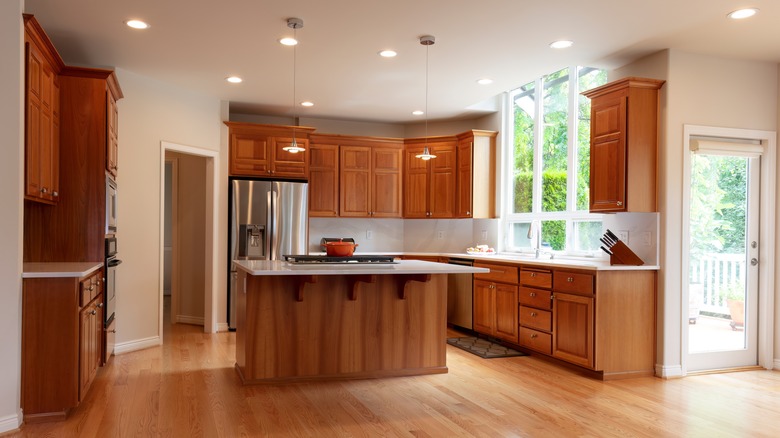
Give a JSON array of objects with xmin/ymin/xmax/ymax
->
[{"xmin": 446, "ymin": 337, "xmax": 527, "ymax": 359}]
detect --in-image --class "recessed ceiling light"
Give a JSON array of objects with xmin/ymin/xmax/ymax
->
[
  {"xmin": 550, "ymin": 40, "xmax": 574, "ymax": 49},
  {"xmin": 125, "ymin": 19, "xmax": 149, "ymax": 30},
  {"xmin": 279, "ymin": 37, "xmax": 298, "ymax": 46},
  {"xmin": 379, "ymin": 50, "xmax": 397, "ymax": 58},
  {"xmin": 728, "ymin": 8, "xmax": 759, "ymax": 19},
  {"xmin": 226, "ymin": 76, "xmax": 243, "ymax": 84},
  {"xmin": 300, "ymin": 101, "xmax": 314, "ymax": 107},
  {"xmin": 412, "ymin": 110, "xmax": 424, "ymax": 116},
  {"xmin": 477, "ymin": 78, "xmax": 493, "ymax": 85}
]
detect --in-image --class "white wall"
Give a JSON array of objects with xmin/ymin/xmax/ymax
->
[
  {"xmin": 0, "ymin": 1, "xmax": 23, "ymax": 432},
  {"xmin": 115, "ymin": 69, "xmax": 223, "ymax": 347},
  {"xmin": 614, "ymin": 49, "xmax": 779, "ymax": 374}
]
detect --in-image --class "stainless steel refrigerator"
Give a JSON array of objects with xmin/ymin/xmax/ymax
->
[{"xmin": 228, "ymin": 178, "xmax": 308, "ymax": 329}]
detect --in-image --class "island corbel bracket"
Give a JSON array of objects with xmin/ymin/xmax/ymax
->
[
  {"xmin": 295, "ymin": 275, "xmax": 317, "ymax": 302},
  {"xmin": 347, "ymin": 275, "xmax": 376, "ymax": 300},
  {"xmin": 396, "ymin": 274, "xmax": 431, "ymax": 300}
]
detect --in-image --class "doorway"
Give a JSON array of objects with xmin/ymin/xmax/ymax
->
[{"xmin": 682, "ymin": 125, "xmax": 776, "ymax": 373}]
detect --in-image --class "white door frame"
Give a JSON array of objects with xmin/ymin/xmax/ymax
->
[
  {"xmin": 681, "ymin": 125, "xmax": 776, "ymax": 374},
  {"xmin": 159, "ymin": 141, "xmax": 220, "ymax": 336}
]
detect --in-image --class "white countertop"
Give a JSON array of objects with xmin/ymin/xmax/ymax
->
[
  {"xmin": 22, "ymin": 262, "xmax": 103, "ymax": 278},
  {"xmin": 234, "ymin": 259, "xmax": 490, "ymax": 276}
]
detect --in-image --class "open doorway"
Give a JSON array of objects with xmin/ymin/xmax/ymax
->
[{"xmin": 159, "ymin": 141, "xmax": 220, "ymax": 340}]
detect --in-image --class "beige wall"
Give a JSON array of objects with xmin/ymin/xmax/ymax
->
[
  {"xmin": 114, "ymin": 68, "xmax": 223, "ymax": 347},
  {"xmin": 0, "ymin": 0, "xmax": 23, "ymax": 431},
  {"xmin": 615, "ymin": 49, "xmax": 779, "ymax": 373}
]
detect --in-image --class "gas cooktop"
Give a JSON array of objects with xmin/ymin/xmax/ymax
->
[{"xmin": 283, "ymin": 255, "xmax": 397, "ymax": 264}]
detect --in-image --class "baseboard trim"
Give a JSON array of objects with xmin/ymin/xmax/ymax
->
[
  {"xmin": 0, "ymin": 410, "xmax": 22, "ymax": 434},
  {"xmin": 175, "ymin": 315, "xmax": 205, "ymax": 326},
  {"xmin": 773, "ymin": 358, "xmax": 780, "ymax": 370},
  {"xmin": 655, "ymin": 364, "xmax": 684, "ymax": 379},
  {"xmin": 114, "ymin": 336, "xmax": 161, "ymax": 355},
  {"xmin": 216, "ymin": 322, "xmax": 229, "ymax": 332}
]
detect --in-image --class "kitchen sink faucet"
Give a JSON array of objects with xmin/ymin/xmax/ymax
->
[{"xmin": 527, "ymin": 220, "xmax": 554, "ymax": 259}]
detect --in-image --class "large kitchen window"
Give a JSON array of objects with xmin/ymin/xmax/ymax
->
[{"xmin": 504, "ymin": 66, "xmax": 607, "ymax": 255}]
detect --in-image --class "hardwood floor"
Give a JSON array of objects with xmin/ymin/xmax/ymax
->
[{"xmin": 7, "ymin": 317, "xmax": 780, "ymax": 437}]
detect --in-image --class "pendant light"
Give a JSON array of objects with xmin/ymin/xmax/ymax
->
[
  {"xmin": 415, "ymin": 35, "xmax": 436, "ymax": 160},
  {"xmin": 283, "ymin": 18, "xmax": 305, "ymax": 154}
]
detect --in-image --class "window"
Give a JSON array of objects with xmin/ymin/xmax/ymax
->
[{"xmin": 504, "ymin": 66, "xmax": 607, "ymax": 255}]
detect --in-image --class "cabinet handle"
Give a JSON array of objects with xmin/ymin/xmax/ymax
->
[
  {"xmin": 109, "ymin": 329, "xmax": 117, "ymax": 333},
  {"xmin": 489, "ymin": 284, "xmax": 495, "ymax": 289},
  {"xmin": 40, "ymin": 187, "xmax": 48, "ymax": 194},
  {"xmin": 531, "ymin": 312, "xmax": 537, "ymax": 317},
  {"xmin": 97, "ymin": 302, "xmax": 104, "ymax": 308},
  {"xmin": 567, "ymin": 277, "xmax": 574, "ymax": 282},
  {"xmin": 531, "ymin": 334, "xmax": 538, "ymax": 339},
  {"xmin": 466, "ymin": 211, "xmax": 471, "ymax": 216},
  {"xmin": 91, "ymin": 309, "xmax": 97, "ymax": 315},
  {"xmin": 530, "ymin": 272, "xmax": 536, "ymax": 277},
  {"xmin": 88, "ymin": 285, "xmax": 94, "ymax": 291},
  {"xmin": 616, "ymin": 201, "xmax": 623, "ymax": 207},
  {"xmin": 52, "ymin": 191, "xmax": 59, "ymax": 197},
  {"xmin": 529, "ymin": 292, "xmax": 536, "ymax": 297}
]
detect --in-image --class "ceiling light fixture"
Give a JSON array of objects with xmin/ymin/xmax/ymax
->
[
  {"xmin": 125, "ymin": 19, "xmax": 149, "ymax": 30},
  {"xmin": 416, "ymin": 35, "xmax": 436, "ymax": 161},
  {"xmin": 301, "ymin": 101, "xmax": 314, "ymax": 107},
  {"xmin": 226, "ymin": 76, "xmax": 243, "ymax": 83},
  {"xmin": 279, "ymin": 37, "xmax": 298, "ymax": 46},
  {"xmin": 477, "ymin": 78, "xmax": 493, "ymax": 85},
  {"xmin": 550, "ymin": 40, "xmax": 574, "ymax": 49},
  {"xmin": 412, "ymin": 110, "xmax": 424, "ymax": 116},
  {"xmin": 283, "ymin": 18, "xmax": 305, "ymax": 154},
  {"xmin": 728, "ymin": 8, "xmax": 759, "ymax": 19},
  {"xmin": 379, "ymin": 50, "xmax": 398, "ymax": 58}
]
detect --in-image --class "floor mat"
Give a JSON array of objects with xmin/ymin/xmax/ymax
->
[{"xmin": 446, "ymin": 337, "xmax": 527, "ymax": 359}]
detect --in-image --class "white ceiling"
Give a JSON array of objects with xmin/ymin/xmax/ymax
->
[{"xmin": 23, "ymin": 0, "xmax": 780, "ymax": 124}]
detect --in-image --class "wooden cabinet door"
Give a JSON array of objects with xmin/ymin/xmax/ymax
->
[
  {"xmin": 589, "ymin": 93, "xmax": 627, "ymax": 212},
  {"xmin": 403, "ymin": 146, "xmax": 429, "ymax": 218},
  {"xmin": 309, "ymin": 144, "xmax": 339, "ymax": 217},
  {"xmin": 553, "ymin": 292, "xmax": 594, "ymax": 368},
  {"xmin": 106, "ymin": 90, "xmax": 119, "ymax": 177},
  {"xmin": 494, "ymin": 283, "xmax": 519, "ymax": 343},
  {"xmin": 270, "ymin": 137, "xmax": 308, "ymax": 178},
  {"xmin": 340, "ymin": 146, "xmax": 371, "ymax": 217},
  {"xmin": 473, "ymin": 280, "xmax": 494, "ymax": 336},
  {"xmin": 25, "ymin": 37, "xmax": 58, "ymax": 204},
  {"xmin": 429, "ymin": 142, "xmax": 456, "ymax": 218},
  {"xmin": 456, "ymin": 138, "xmax": 473, "ymax": 218},
  {"xmin": 371, "ymin": 147, "xmax": 402, "ymax": 217},
  {"xmin": 230, "ymin": 133, "xmax": 271, "ymax": 176}
]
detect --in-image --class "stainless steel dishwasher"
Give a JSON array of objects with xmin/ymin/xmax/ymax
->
[{"xmin": 447, "ymin": 258, "xmax": 474, "ymax": 330}]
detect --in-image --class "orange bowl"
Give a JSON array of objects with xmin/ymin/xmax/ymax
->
[{"xmin": 325, "ymin": 242, "xmax": 358, "ymax": 257}]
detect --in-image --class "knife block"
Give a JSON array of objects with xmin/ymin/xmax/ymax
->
[{"xmin": 609, "ymin": 241, "xmax": 644, "ymax": 266}]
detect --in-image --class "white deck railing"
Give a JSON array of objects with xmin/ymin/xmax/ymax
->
[{"xmin": 689, "ymin": 253, "xmax": 745, "ymax": 314}]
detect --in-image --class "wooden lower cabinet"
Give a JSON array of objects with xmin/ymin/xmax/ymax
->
[
  {"xmin": 552, "ymin": 292, "xmax": 594, "ymax": 368},
  {"xmin": 22, "ymin": 270, "xmax": 104, "ymax": 422},
  {"xmin": 473, "ymin": 261, "xmax": 519, "ymax": 344}
]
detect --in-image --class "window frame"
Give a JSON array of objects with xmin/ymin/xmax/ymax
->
[{"xmin": 501, "ymin": 66, "xmax": 605, "ymax": 257}]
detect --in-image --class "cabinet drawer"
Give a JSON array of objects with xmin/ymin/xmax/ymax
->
[
  {"xmin": 520, "ymin": 269, "xmax": 552, "ymax": 289},
  {"xmin": 79, "ymin": 274, "xmax": 99, "ymax": 307},
  {"xmin": 474, "ymin": 263, "xmax": 518, "ymax": 284},
  {"xmin": 554, "ymin": 271, "xmax": 594, "ymax": 295},
  {"xmin": 519, "ymin": 327, "xmax": 552, "ymax": 355},
  {"xmin": 518, "ymin": 286, "xmax": 552, "ymax": 310},
  {"xmin": 519, "ymin": 306, "xmax": 551, "ymax": 332}
]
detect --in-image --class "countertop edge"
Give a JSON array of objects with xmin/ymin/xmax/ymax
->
[{"xmin": 22, "ymin": 262, "xmax": 104, "ymax": 278}]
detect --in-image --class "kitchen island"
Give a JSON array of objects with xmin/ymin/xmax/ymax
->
[{"xmin": 232, "ymin": 259, "xmax": 487, "ymax": 384}]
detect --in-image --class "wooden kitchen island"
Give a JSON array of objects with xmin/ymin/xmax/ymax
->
[{"xmin": 232, "ymin": 259, "xmax": 487, "ymax": 384}]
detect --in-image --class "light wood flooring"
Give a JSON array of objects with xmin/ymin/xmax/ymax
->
[{"xmin": 7, "ymin": 314, "xmax": 780, "ymax": 437}]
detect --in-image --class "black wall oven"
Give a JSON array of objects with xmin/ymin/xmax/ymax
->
[{"xmin": 105, "ymin": 237, "xmax": 121, "ymax": 327}]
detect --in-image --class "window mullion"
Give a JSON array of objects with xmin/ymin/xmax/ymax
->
[
  {"xmin": 532, "ymin": 77, "xmax": 544, "ymax": 214},
  {"xmin": 566, "ymin": 66, "xmax": 579, "ymax": 250}
]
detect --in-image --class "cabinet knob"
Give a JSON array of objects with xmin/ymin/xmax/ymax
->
[
  {"xmin": 530, "ymin": 272, "xmax": 536, "ymax": 277},
  {"xmin": 529, "ymin": 292, "xmax": 536, "ymax": 297},
  {"xmin": 616, "ymin": 201, "xmax": 623, "ymax": 207},
  {"xmin": 97, "ymin": 302, "xmax": 104, "ymax": 308},
  {"xmin": 567, "ymin": 277, "xmax": 574, "ymax": 283},
  {"xmin": 89, "ymin": 285, "xmax": 94, "ymax": 291},
  {"xmin": 531, "ymin": 334, "xmax": 538, "ymax": 339},
  {"xmin": 52, "ymin": 191, "xmax": 59, "ymax": 197},
  {"xmin": 109, "ymin": 329, "xmax": 117, "ymax": 333},
  {"xmin": 489, "ymin": 284, "xmax": 495, "ymax": 289},
  {"xmin": 91, "ymin": 309, "xmax": 97, "ymax": 315},
  {"xmin": 466, "ymin": 211, "xmax": 471, "ymax": 216},
  {"xmin": 531, "ymin": 312, "xmax": 537, "ymax": 317},
  {"xmin": 40, "ymin": 187, "xmax": 48, "ymax": 194}
]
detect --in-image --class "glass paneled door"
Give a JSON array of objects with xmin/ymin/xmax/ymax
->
[{"xmin": 686, "ymin": 140, "xmax": 761, "ymax": 371}]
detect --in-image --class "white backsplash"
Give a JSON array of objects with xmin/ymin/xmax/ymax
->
[{"xmin": 601, "ymin": 212, "xmax": 660, "ymax": 265}]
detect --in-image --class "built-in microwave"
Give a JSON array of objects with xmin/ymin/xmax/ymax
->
[{"xmin": 106, "ymin": 176, "xmax": 117, "ymax": 234}]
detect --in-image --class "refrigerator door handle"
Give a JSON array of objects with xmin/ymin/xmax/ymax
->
[{"xmin": 268, "ymin": 188, "xmax": 277, "ymax": 260}]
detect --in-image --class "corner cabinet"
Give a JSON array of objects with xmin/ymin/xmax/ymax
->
[
  {"xmin": 24, "ymin": 15, "xmax": 64, "ymax": 204},
  {"xmin": 225, "ymin": 122, "xmax": 315, "ymax": 179},
  {"xmin": 582, "ymin": 77, "xmax": 664, "ymax": 213},
  {"xmin": 403, "ymin": 139, "xmax": 457, "ymax": 218},
  {"xmin": 455, "ymin": 130, "xmax": 497, "ymax": 218},
  {"xmin": 22, "ymin": 267, "xmax": 104, "ymax": 422}
]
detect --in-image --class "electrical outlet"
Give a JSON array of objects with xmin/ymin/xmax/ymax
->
[
  {"xmin": 366, "ymin": 230, "xmax": 373, "ymax": 240},
  {"xmin": 640, "ymin": 231, "xmax": 651, "ymax": 246},
  {"xmin": 437, "ymin": 230, "xmax": 445, "ymax": 240},
  {"xmin": 481, "ymin": 230, "xmax": 488, "ymax": 240},
  {"xmin": 617, "ymin": 230, "xmax": 629, "ymax": 242}
]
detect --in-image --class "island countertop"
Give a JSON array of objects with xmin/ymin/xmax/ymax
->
[{"xmin": 233, "ymin": 259, "xmax": 489, "ymax": 276}]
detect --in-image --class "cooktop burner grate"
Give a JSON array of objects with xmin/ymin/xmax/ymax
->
[{"xmin": 284, "ymin": 255, "xmax": 397, "ymax": 264}]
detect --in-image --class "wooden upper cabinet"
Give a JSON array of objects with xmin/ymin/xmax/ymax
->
[
  {"xmin": 24, "ymin": 15, "xmax": 63, "ymax": 204},
  {"xmin": 370, "ymin": 146, "xmax": 402, "ymax": 217},
  {"xmin": 339, "ymin": 140, "xmax": 402, "ymax": 218},
  {"xmin": 403, "ymin": 138, "xmax": 457, "ymax": 218},
  {"xmin": 582, "ymin": 77, "xmax": 664, "ymax": 213},
  {"xmin": 456, "ymin": 130, "xmax": 497, "ymax": 218},
  {"xmin": 106, "ymin": 91, "xmax": 119, "ymax": 177},
  {"xmin": 308, "ymin": 143, "xmax": 339, "ymax": 217},
  {"xmin": 225, "ymin": 122, "xmax": 315, "ymax": 179}
]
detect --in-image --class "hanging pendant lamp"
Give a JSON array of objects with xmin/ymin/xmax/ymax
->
[
  {"xmin": 283, "ymin": 18, "xmax": 305, "ymax": 154},
  {"xmin": 416, "ymin": 35, "xmax": 436, "ymax": 161}
]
